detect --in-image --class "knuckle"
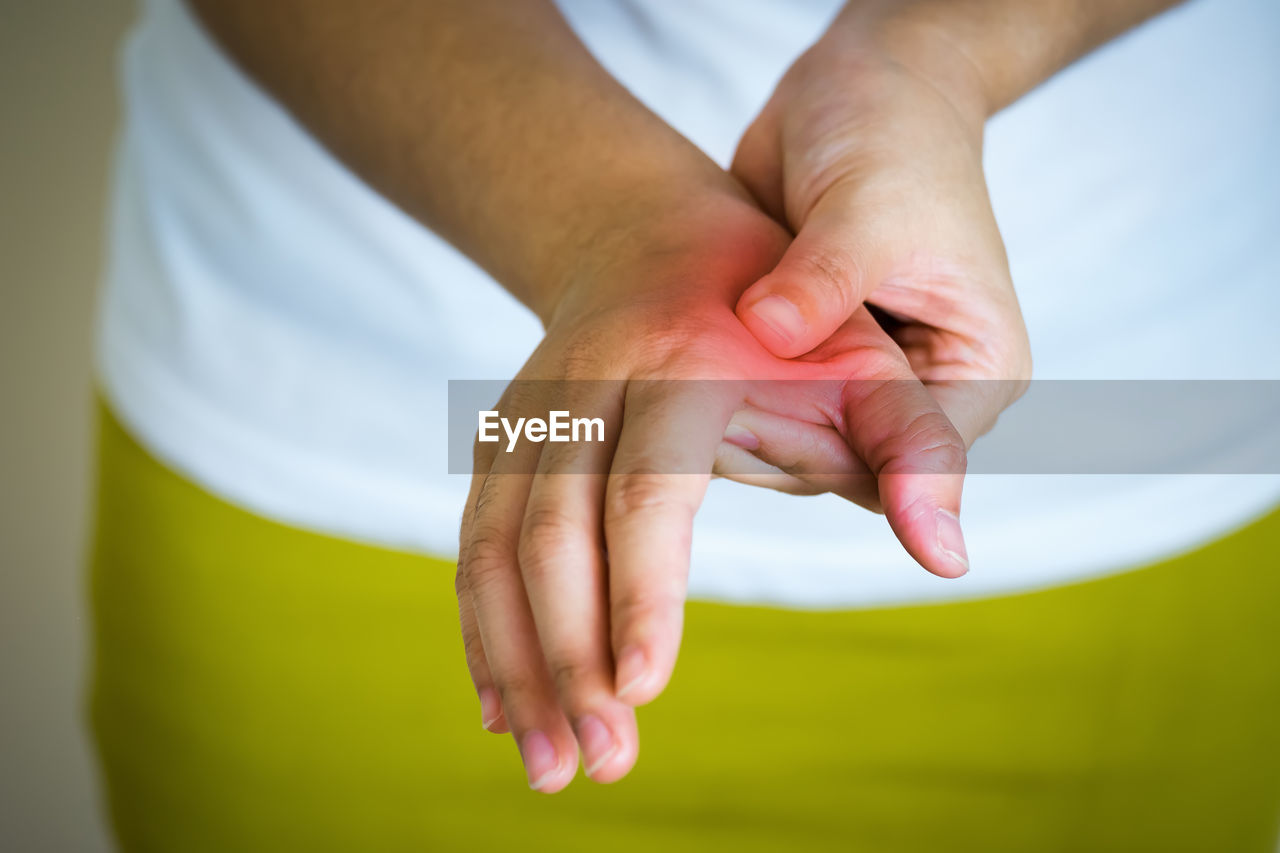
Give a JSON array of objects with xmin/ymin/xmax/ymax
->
[
  {"xmin": 492, "ymin": 669, "xmax": 540, "ymax": 709},
  {"xmin": 919, "ymin": 436, "xmax": 969, "ymax": 477},
  {"xmin": 562, "ymin": 315, "xmax": 707, "ymax": 381},
  {"xmin": 606, "ymin": 470, "xmax": 682, "ymax": 519},
  {"xmin": 876, "ymin": 412, "xmax": 967, "ymax": 476},
  {"xmin": 461, "ymin": 528, "xmax": 514, "ymax": 591},
  {"xmin": 631, "ymin": 328, "xmax": 708, "ymax": 377},
  {"xmin": 517, "ymin": 506, "xmax": 584, "ymax": 581},
  {"xmin": 612, "ymin": 588, "xmax": 684, "ymax": 638},
  {"xmin": 547, "ymin": 656, "xmax": 596, "ymax": 703},
  {"xmin": 790, "ymin": 246, "xmax": 862, "ymax": 315},
  {"xmin": 841, "ymin": 347, "xmax": 912, "ymax": 383}
]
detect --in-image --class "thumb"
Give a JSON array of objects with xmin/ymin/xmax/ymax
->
[{"xmin": 735, "ymin": 193, "xmax": 890, "ymax": 359}]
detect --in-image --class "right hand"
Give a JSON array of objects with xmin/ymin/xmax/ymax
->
[
  {"xmin": 455, "ymin": 195, "xmax": 972, "ymax": 792},
  {"xmin": 730, "ymin": 15, "xmax": 1033, "ymax": 445}
]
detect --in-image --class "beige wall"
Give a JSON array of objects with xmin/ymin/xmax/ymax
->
[{"xmin": 1, "ymin": 1, "xmax": 136, "ymax": 849}]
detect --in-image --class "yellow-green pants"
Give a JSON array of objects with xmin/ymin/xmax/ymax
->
[{"xmin": 89, "ymin": 404, "xmax": 1280, "ymax": 851}]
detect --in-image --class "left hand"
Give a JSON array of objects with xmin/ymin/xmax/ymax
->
[{"xmin": 730, "ymin": 12, "xmax": 1032, "ymax": 444}]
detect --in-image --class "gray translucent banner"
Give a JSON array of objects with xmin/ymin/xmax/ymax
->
[{"xmin": 448, "ymin": 379, "xmax": 1280, "ymax": 475}]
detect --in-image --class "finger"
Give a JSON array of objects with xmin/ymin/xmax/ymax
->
[
  {"xmin": 720, "ymin": 407, "xmax": 881, "ymax": 510},
  {"xmin": 463, "ymin": 437, "xmax": 579, "ymax": 792},
  {"xmin": 456, "ymin": 567, "xmax": 507, "ymax": 733},
  {"xmin": 714, "ymin": 441, "xmax": 825, "ymax": 496},
  {"xmin": 605, "ymin": 380, "xmax": 738, "ymax": 707},
  {"xmin": 458, "ymin": 440, "xmax": 506, "ymax": 733},
  {"xmin": 893, "ymin": 322, "xmax": 1032, "ymax": 446},
  {"xmin": 834, "ymin": 311, "xmax": 971, "ymax": 578},
  {"xmin": 735, "ymin": 188, "xmax": 894, "ymax": 358},
  {"xmin": 518, "ymin": 389, "xmax": 639, "ymax": 783}
]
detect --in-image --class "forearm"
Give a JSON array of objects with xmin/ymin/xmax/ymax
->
[
  {"xmin": 827, "ymin": 0, "xmax": 1186, "ymax": 119},
  {"xmin": 187, "ymin": 0, "xmax": 741, "ymax": 322}
]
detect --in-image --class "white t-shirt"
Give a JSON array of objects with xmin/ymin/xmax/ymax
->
[{"xmin": 97, "ymin": 0, "xmax": 1280, "ymax": 609}]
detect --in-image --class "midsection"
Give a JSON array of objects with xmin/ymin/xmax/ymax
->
[{"xmin": 98, "ymin": 0, "xmax": 1280, "ymax": 608}]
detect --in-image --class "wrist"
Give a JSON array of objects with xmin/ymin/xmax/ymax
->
[
  {"xmin": 818, "ymin": 4, "xmax": 992, "ymax": 130},
  {"xmin": 768, "ymin": 10, "xmax": 990, "ymax": 227},
  {"xmin": 825, "ymin": 0, "xmax": 1181, "ymax": 118},
  {"xmin": 534, "ymin": 181, "xmax": 775, "ymax": 330}
]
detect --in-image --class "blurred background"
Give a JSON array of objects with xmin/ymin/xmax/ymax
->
[{"xmin": 1, "ymin": 0, "xmax": 135, "ymax": 849}]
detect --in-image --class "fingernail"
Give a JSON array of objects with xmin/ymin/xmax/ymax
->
[
  {"xmin": 747, "ymin": 294, "xmax": 806, "ymax": 345},
  {"xmin": 935, "ymin": 508, "xmax": 970, "ymax": 576},
  {"xmin": 724, "ymin": 422, "xmax": 760, "ymax": 451},
  {"xmin": 478, "ymin": 687, "xmax": 502, "ymax": 731},
  {"xmin": 614, "ymin": 646, "xmax": 648, "ymax": 700},
  {"xmin": 519, "ymin": 729, "xmax": 561, "ymax": 791},
  {"xmin": 575, "ymin": 714, "xmax": 618, "ymax": 778}
]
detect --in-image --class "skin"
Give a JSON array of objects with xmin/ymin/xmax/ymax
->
[
  {"xmin": 459, "ymin": 199, "xmax": 969, "ymax": 790},
  {"xmin": 734, "ymin": 0, "xmax": 1184, "ymax": 441},
  {"xmin": 189, "ymin": 0, "xmax": 1183, "ymax": 791}
]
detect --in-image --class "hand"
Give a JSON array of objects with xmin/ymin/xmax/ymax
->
[
  {"xmin": 455, "ymin": 196, "xmax": 971, "ymax": 792},
  {"xmin": 731, "ymin": 15, "xmax": 1032, "ymax": 444}
]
